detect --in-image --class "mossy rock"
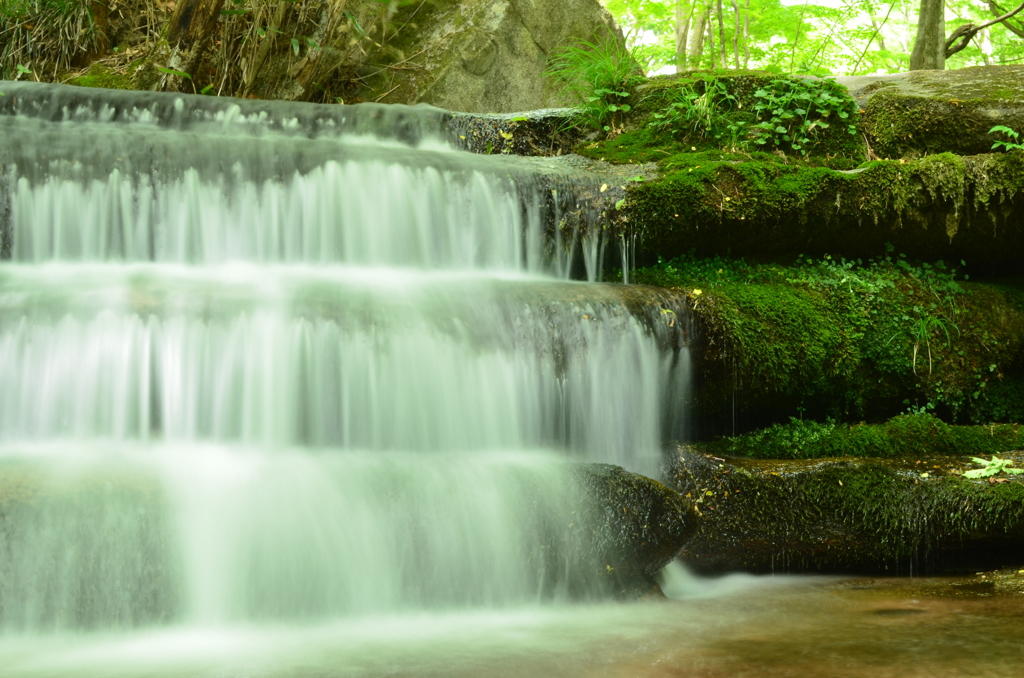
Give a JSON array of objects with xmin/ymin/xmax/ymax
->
[
  {"xmin": 569, "ymin": 463, "xmax": 697, "ymax": 596},
  {"xmin": 673, "ymin": 446, "xmax": 1024, "ymax": 575},
  {"xmin": 838, "ymin": 66, "xmax": 1024, "ymax": 159},
  {"xmin": 628, "ymin": 258, "xmax": 1024, "ymax": 436},
  {"xmin": 67, "ymin": 63, "xmax": 135, "ymax": 91},
  {"xmin": 371, "ymin": 0, "xmax": 622, "ymax": 113},
  {"xmin": 622, "ymin": 150, "xmax": 1024, "ymax": 273}
]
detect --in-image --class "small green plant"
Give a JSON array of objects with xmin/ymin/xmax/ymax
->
[
  {"xmin": 545, "ymin": 37, "xmax": 645, "ymax": 133},
  {"xmin": 963, "ymin": 455, "xmax": 1024, "ymax": 479},
  {"xmin": 648, "ymin": 78, "xmax": 744, "ymax": 148},
  {"xmin": 989, "ymin": 125, "xmax": 1024, "ymax": 152},
  {"xmin": 750, "ymin": 78, "xmax": 857, "ymax": 155},
  {"xmin": 156, "ymin": 66, "xmax": 191, "ymax": 80},
  {"xmin": 905, "ymin": 314, "xmax": 959, "ymax": 375}
]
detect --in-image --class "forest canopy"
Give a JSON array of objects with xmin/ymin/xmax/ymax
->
[{"xmin": 601, "ymin": 0, "xmax": 1024, "ymax": 75}]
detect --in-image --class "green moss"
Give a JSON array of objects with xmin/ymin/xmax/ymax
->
[
  {"xmin": 69, "ymin": 63, "xmax": 135, "ymax": 91},
  {"xmin": 631, "ymin": 255, "xmax": 1024, "ymax": 426},
  {"xmin": 710, "ymin": 412, "xmax": 1024, "ymax": 459},
  {"xmin": 620, "ymin": 150, "xmax": 1024, "ymax": 270},
  {"xmin": 676, "ymin": 448, "xmax": 1024, "ymax": 573}
]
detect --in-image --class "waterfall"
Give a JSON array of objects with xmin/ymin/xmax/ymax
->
[{"xmin": 0, "ymin": 82, "xmax": 690, "ymax": 633}]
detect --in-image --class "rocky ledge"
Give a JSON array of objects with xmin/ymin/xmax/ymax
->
[{"xmin": 672, "ymin": 445, "xmax": 1024, "ymax": 575}]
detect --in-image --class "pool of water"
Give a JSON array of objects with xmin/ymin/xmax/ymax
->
[{"xmin": 4, "ymin": 568, "xmax": 1022, "ymax": 678}]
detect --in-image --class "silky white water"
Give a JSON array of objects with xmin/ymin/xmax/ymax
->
[{"xmin": 0, "ymin": 82, "xmax": 694, "ymax": 673}]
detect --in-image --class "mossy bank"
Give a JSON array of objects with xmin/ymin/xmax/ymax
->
[{"xmin": 626, "ymin": 254, "xmax": 1024, "ymax": 436}]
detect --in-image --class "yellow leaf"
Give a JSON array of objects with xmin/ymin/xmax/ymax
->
[
  {"xmin": 691, "ymin": 289, "xmax": 702, "ymax": 296},
  {"xmin": 499, "ymin": 130, "xmax": 513, "ymax": 140},
  {"xmin": 600, "ymin": 184, "xmax": 609, "ymax": 193}
]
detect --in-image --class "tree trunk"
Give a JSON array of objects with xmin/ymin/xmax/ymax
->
[
  {"xmin": 743, "ymin": 0, "xmax": 750, "ymax": 67},
  {"xmin": 716, "ymin": 0, "xmax": 728, "ymax": 68},
  {"xmin": 870, "ymin": 18, "xmax": 888, "ymax": 50},
  {"xmin": 167, "ymin": 0, "xmax": 227, "ymax": 47},
  {"xmin": 689, "ymin": 7, "xmax": 709, "ymax": 67},
  {"xmin": 910, "ymin": 0, "xmax": 946, "ymax": 70},
  {"xmin": 676, "ymin": 0, "xmax": 694, "ymax": 72},
  {"xmin": 706, "ymin": 8, "xmax": 717, "ymax": 68},
  {"xmin": 731, "ymin": 0, "xmax": 740, "ymax": 68}
]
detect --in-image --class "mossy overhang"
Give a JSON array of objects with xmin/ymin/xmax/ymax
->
[
  {"xmin": 672, "ymin": 275, "xmax": 1024, "ymax": 437},
  {"xmin": 672, "ymin": 445, "xmax": 1024, "ymax": 575},
  {"xmin": 622, "ymin": 150, "xmax": 1024, "ymax": 273}
]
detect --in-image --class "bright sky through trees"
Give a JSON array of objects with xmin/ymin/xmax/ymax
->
[{"xmin": 601, "ymin": 0, "xmax": 1024, "ymax": 75}]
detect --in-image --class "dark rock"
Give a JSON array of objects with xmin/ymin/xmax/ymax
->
[
  {"xmin": 566, "ymin": 463, "xmax": 697, "ymax": 597},
  {"xmin": 672, "ymin": 445, "xmax": 1024, "ymax": 575}
]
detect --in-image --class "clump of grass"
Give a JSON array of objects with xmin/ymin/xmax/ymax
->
[
  {"xmin": 544, "ymin": 36, "xmax": 646, "ymax": 134},
  {"xmin": 647, "ymin": 76, "xmax": 748, "ymax": 149},
  {"xmin": 1, "ymin": 0, "xmax": 101, "ymax": 79}
]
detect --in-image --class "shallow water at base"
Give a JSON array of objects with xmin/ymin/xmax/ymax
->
[{"xmin": 4, "ymin": 573, "xmax": 1022, "ymax": 678}]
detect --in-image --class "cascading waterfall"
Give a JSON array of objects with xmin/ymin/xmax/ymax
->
[{"xmin": 0, "ymin": 82, "xmax": 690, "ymax": 641}]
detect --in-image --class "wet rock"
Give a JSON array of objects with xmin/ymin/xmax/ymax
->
[
  {"xmin": 450, "ymin": 108, "xmax": 582, "ymax": 156},
  {"xmin": 566, "ymin": 464, "xmax": 697, "ymax": 597},
  {"xmin": 672, "ymin": 446, "xmax": 1024, "ymax": 575}
]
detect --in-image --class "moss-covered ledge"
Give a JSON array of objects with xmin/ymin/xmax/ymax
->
[
  {"xmin": 619, "ymin": 150, "xmax": 1024, "ymax": 272},
  {"xmin": 626, "ymin": 257, "xmax": 1024, "ymax": 435},
  {"xmin": 672, "ymin": 445, "xmax": 1024, "ymax": 575}
]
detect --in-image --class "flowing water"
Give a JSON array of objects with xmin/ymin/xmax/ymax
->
[{"xmin": 2, "ymin": 82, "xmax": 1021, "ymax": 676}]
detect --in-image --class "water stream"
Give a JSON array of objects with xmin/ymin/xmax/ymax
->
[{"xmin": 0, "ymin": 82, "xmax": 689, "ymax": 639}]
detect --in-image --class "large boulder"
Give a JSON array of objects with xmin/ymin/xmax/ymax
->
[
  {"xmin": 836, "ymin": 66, "xmax": 1024, "ymax": 159},
  {"xmin": 370, "ymin": 0, "xmax": 622, "ymax": 112}
]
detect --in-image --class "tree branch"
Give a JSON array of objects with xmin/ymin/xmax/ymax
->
[
  {"xmin": 945, "ymin": 0, "xmax": 1024, "ymax": 58},
  {"xmin": 988, "ymin": 0, "xmax": 1024, "ymax": 38}
]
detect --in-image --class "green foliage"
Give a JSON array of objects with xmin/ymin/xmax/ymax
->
[
  {"xmin": 629, "ymin": 251, "xmax": 1024, "ymax": 423},
  {"xmin": 647, "ymin": 77, "xmax": 747, "ymax": 149},
  {"xmin": 711, "ymin": 412, "xmax": 1024, "ymax": 460},
  {"xmin": 989, "ymin": 125, "xmax": 1024, "ymax": 152},
  {"xmin": 750, "ymin": 78, "xmax": 857, "ymax": 155},
  {"xmin": 544, "ymin": 37, "xmax": 646, "ymax": 132},
  {"xmin": 963, "ymin": 455, "xmax": 1024, "ymax": 479},
  {"xmin": 603, "ymin": 0, "xmax": 1024, "ymax": 76},
  {"xmin": 0, "ymin": 0, "xmax": 76, "ymax": 17},
  {"xmin": 155, "ymin": 66, "xmax": 191, "ymax": 80}
]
